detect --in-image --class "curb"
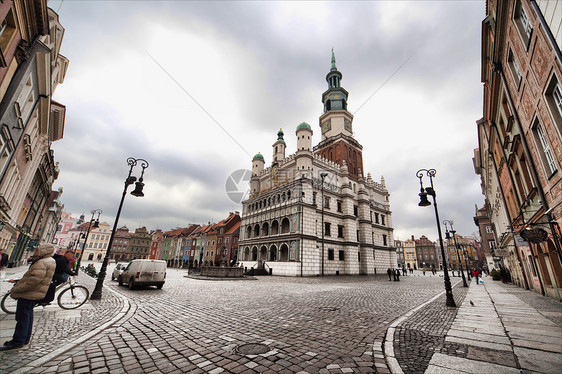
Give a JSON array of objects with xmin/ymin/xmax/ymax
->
[
  {"xmin": 10, "ymin": 284, "xmax": 132, "ymax": 374},
  {"xmin": 379, "ymin": 279, "xmax": 462, "ymax": 374}
]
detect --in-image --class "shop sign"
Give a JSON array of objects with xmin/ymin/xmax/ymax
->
[{"xmin": 520, "ymin": 228, "xmax": 548, "ymax": 243}]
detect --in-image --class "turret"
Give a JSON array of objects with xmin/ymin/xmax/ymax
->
[
  {"xmin": 272, "ymin": 129, "xmax": 286, "ymax": 162},
  {"xmin": 295, "ymin": 122, "xmax": 313, "ymax": 176},
  {"xmin": 251, "ymin": 153, "xmax": 265, "ymax": 175},
  {"xmin": 250, "ymin": 153, "xmax": 264, "ymax": 196}
]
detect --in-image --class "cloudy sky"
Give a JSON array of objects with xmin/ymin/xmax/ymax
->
[{"xmin": 50, "ymin": 0, "xmax": 485, "ymax": 242}]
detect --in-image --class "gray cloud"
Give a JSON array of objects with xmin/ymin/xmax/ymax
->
[{"xmin": 51, "ymin": 1, "xmax": 487, "ymax": 240}]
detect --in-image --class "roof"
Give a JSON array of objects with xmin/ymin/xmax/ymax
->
[
  {"xmin": 296, "ymin": 122, "xmax": 312, "ymax": 131},
  {"xmin": 225, "ymin": 221, "xmax": 241, "ymax": 235},
  {"xmin": 253, "ymin": 153, "xmax": 264, "ymax": 162}
]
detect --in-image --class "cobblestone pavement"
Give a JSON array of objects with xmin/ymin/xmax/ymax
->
[
  {"xmin": 393, "ymin": 282, "xmax": 468, "ymax": 374},
  {"xmin": 1, "ymin": 268, "xmax": 449, "ymax": 374},
  {"xmin": 0, "ymin": 270, "xmax": 124, "ymax": 373}
]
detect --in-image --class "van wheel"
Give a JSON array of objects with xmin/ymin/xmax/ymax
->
[
  {"xmin": 128, "ymin": 278, "xmax": 135, "ymax": 290},
  {"xmin": 156, "ymin": 284, "xmax": 163, "ymax": 289},
  {"xmin": 111, "ymin": 274, "xmax": 115, "ymax": 281},
  {"xmin": 118, "ymin": 276, "xmax": 123, "ymax": 286}
]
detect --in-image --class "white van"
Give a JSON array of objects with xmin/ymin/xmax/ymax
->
[{"xmin": 118, "ymin": 259, "xmax": 166, "ymax": 290}]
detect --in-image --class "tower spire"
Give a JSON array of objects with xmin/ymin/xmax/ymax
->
[{"xmin": 331, "ymin": 48, "xmax": 337, "ymax": 71}]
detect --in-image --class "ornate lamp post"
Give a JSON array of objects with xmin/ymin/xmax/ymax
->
[
  {"xmin": 417, "ymin": 169, "xmax": 456, "ymax": 307},
  {"xmin": 90, "ymin": 158, "xmax": 148, "ymax": 300},
  {"xmin": 74, "ymin": 209, "xmax": 102, "ymax": 274},
  {"xmin": 320, "ymin": 172, "xmax": 328, "ymax": 276},
  {"xmin": 443, "ymin": 220, "xmax": 468, "ymax": 287}
]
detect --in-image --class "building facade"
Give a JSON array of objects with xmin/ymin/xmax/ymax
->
[
  {"xmin": 415, "ymin": 235, "xmax": 438, "ymax": 270},
  {"xmin": 0, "ymin": 2, "xmax": 67, "ymax": 265},
  {"xmin": 403, "ymin": 236, "xmax": 417, "ymax": 270},
  {"xmin": 475, "ymin": 0, "xmax": 562, "ymax": 299},
  {"xmin": 395, "ymin": 240, "xmax": 405, "ymax": 269},
  {"xmin": 238, "ymin": 53, "xmax": 396, "ymax": 276},
  {"xmin": 126, "ymin": 226, "xmax": 151, "ymax": 260}
]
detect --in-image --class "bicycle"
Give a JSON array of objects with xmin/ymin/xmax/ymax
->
[{"xmin": 1, "ymin": 277, "xmax": 90, "ymax": 314}]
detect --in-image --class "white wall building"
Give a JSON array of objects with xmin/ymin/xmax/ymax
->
[{"xmin": 238, "ymin": 53, "xmax": 396, "ymax": 276}]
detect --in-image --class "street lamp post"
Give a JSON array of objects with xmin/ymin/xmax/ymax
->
[
  {"xmin": 320, "ymin": 172, "xmax": 328, "ymax": 276},
  {"xmin": 74, "ymin": 209, "xmax": 102, "ymax": 274},
  {"xmin": 90, "ymin": 157, "xmax": 148, "ymax": 300},
  {"xmin": 444, "ymin": 220, "xmax": 468, "ymax": 287},
  {"xmin": 417, "ymin": 169, "xmax": 456, "ymax": 307}
]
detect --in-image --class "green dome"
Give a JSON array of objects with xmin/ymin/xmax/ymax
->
[
  {"xmin": 253, "ymin": 153, "xmax": 264, "ymax": 162},
  {"xmin": 296, "ymin": 122, "xmax": 312, "ymax": 131}
]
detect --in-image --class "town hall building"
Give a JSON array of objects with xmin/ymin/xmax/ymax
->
[{"xmin": 238, "ymin": 52, "xmax": 396, "ymax": 276}]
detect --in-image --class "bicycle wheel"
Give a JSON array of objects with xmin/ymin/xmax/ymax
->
[
  {"xmin": 1, "ymin": 292, "xmax": 16, "ymax": 314},
  {"xmin": 57, "ymin": 285, "xmax": 89, "ymax": 310}
]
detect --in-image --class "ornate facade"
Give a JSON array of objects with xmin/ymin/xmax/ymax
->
[{"xmin": 238, "ymin": 53, "xmax": 396, "ymax": 276}]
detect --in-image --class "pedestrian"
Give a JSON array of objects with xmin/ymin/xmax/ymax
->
[
  {"xmin": 431, "ymin": 267, "xmax": 436, "ymax": 275},
  {"xmin": 402, "ymin": 267, "xmax": 407, "ymax": 276},
  {"xmin": 393, "ymin": 269, "xmax": 398, "ymax": 281},
  {"xmin": 394, "ymin": 268, "xmax": 400, "ymax": 281},
  {"xmin": 0, "ymin": 248, "xmax": 8, "ymax": 270},
  {"xmin": 422, "ymin": 268, "xmax": 426, "ymax": 276},
  {"xmin": 387, "ymin": 268, "xmax": 392, "ymax": 281},
  {"xmin": 410, "ymin": 268, "xmax": 413, "ymax": 274},
  {"xmin": 472, "ymin": 268, "xmax": 480, "ymax": 285},
  {"xmin": 1, "ymin": 244, "xmax": 55, "ymax": 351}
]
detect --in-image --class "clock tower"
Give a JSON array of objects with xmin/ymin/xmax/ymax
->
[{"xmin": 315, "ymin": 51, "xmax": 364, "ymax": 181}]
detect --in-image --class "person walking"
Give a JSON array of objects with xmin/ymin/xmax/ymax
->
[
  {"xmin": 387, "ymin": 268, "xmax": 392, "ymax": 281},
  {"xmin": 394, "ymin": 268, "xmax": 400, "ymax": 281},
  {"xmin": 472, "ymin": 269, "xmax": 480, "ymax": 285},
  {"xmin": 1, "ymin": 244, "xmax": 55, "ymax": 351},
  {"xmin": 422, "ymin": 268, "xmax": 426, "ymax": 276}
]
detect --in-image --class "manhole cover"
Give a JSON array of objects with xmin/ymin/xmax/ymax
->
[
  {"xmin": 319, "ymin": 307, "xmax": 339, "ymax": 312},
  {"xmin": 235, "ymin": 343, "xmax": 270, "ymax": 355}
]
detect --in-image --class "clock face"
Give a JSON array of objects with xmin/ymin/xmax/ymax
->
[
  {"xmin": 322, "ymin": 119, "xmax": 332, "ymax": 134},
  {"xmin": 344, "ymin": 119, "xmax": 352, "ymax": 132}
]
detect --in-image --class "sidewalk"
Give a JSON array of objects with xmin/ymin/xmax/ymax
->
[
  {"xmin": 425, "ymin": 278, "xmax": 562, "ymax": 374},
  {"xmin": 0, "ymin": 265, "xmax": 128, "ymax": 374}
]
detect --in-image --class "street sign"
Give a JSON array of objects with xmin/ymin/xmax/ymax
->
[{"xmin": 520, "ymin": 228, "xmax": 548, "ymax": 243}]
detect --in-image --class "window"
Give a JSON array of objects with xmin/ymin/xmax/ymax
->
[
  {"xmin": 353, "ymin": 205, "xmax": 358, "ymax": 216},
  {"xmin": 383, "ymin": 235, "xmax": 387, "ymax": 246},
  {"xmin": 489, "ymin": 240, "xmax": 497, "ymax": 250},
  {"xmin": 508, "ymin": 49, "xmax": 522, "ymax": 85},
  {"xmin": 339, "ymin": 250, "xmax": 344, "ymax": 261},
  {"xmin": 337, "ymin": 201, "xmax": 342, "ymax": 213},
  {"xmin": 375, "ymin": 213, "xmax": 379, "ymax": 224},
  {"xmin": 328, "ymin": 249, "xmax": 334, "ymax": 261},
  {"xmin": 381, "ymin": 215, "xmax": 386, "ymax": 226},
  {"xmin": 356, "ymin": 230, "xmax": 360, "ymax": 241},
  {"xmin": 312, "ymin": 192, "xmax": 317, "ymax": 205},
  {"xmin": 514, "ymin": 1, "xmax": 532, "ymax": 45},
  {"xmin": 545, "ymin": 77, "xmax": 562, "ymax": 134},
  {"xmin": 337, "ymin": 225, "xmax": 344, "ymax": 238},
  {"xmin": 486, "ymin": 226, "xmax": 493, "ymax": 234},
  {"xmin": 534, "ymin": 121, "xmax": 558, "ymax": 175},
  {"xmin": 324, "ymin": 196, "xmax": 330, "ymax": 209},
  {"xmin": 225, "ymin": 237, "xmax": 229, "ymax": 243},
  {"xmin": 324, "ymin": 222, "xmax": 331, "ymax": 236},
  {"xmin": 553, "ymin": 82, "xmax": 562, "ymax": 119}
]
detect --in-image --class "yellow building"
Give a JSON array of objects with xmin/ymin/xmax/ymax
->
[{"xmin": 404, "ymin": 237, "xmax": 417, "ymax": 270}]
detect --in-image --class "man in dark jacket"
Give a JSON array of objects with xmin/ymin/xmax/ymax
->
[{"xmin": 39, "ymin": 251, "xmax": 76, "ymax": 305}]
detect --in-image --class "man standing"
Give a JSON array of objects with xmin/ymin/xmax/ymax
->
[
  {"xmin": 387, "ymin": 268, "xmax": 392, "ymax": 281},
  {"xmin": 1, "ymin": 244, "xmax": 55, "ymax": 351}
]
